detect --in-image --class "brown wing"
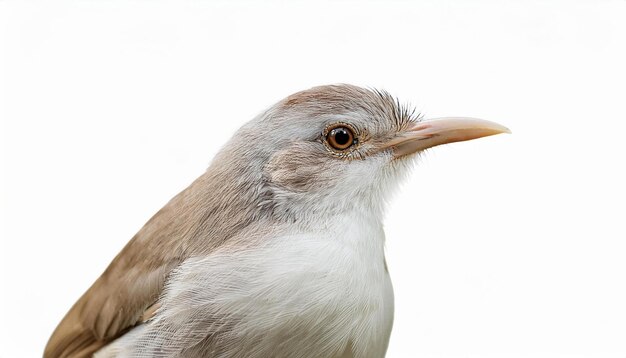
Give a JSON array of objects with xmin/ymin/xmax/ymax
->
[
  {"xmin": 44, "ymin": 194, "xmax": 187, "ymax": 358},
  {"xmin": 44, "ymin": 163, "xmax": 263, "ymax": 357}
]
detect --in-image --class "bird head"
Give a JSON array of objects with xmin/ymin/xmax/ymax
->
[{"xmin": 210, "ymin": 84, "xmax": 509, "ymax": 226}]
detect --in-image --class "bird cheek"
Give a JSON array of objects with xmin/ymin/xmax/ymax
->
[{"xmin": 264, "ymin": 146, "xmax": 331, "ymax": 192}]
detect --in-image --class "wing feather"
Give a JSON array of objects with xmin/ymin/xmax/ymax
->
[{"xmin": 44, "ymin": 163, "xmax": 265, "ymax": 357}]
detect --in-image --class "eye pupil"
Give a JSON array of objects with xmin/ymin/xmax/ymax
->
[
  {"xmin": 326, "ymin": 125, "xmax": 356, "ymax": 150},
  {"xmin": 332, "ymin": 128, "xmax": 350, "ymax": 145}
]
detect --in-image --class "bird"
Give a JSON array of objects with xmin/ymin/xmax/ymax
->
[{"xmin": 44, "ymin": 84, "xmax": 509, "ymax": 358}]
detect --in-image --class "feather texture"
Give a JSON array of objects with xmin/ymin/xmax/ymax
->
[{"xmin": 44, "ymin": 84, "xmax": 418, "ymax": 357}]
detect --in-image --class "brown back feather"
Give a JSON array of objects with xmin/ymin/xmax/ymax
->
[{"xmin": 44, "ymin": 137, "xmax": 273, "ymax": 357}]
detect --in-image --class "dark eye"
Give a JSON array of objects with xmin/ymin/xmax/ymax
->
[{"xmin": 326, "ymin": 126, "xmax": 356, "ymax": 150}]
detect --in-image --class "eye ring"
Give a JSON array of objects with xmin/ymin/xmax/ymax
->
[{"xmin": 323, "ymin": 123, "xmax": 358, "ymax": 151}]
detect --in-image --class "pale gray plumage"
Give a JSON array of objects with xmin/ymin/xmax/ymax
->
[{"xmin": 45, "ymin": 84, "xmax": 508, "ymax": 358}]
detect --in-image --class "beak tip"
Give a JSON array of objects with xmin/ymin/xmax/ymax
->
[
  {"xmin": 474, "ymin": 119, "xmax": 511, "ymax": 135},
  {"xmin": 499, "ymin": 125, "xmax": 512, "ymax": 135}
]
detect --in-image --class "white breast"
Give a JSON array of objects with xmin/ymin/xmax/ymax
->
[{"xmin": 97, "ymin": 212, "xmax": 394, "ymax": 358}]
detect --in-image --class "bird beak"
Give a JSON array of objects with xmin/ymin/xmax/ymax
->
[{"xmin": 385, "ymin": 117, "xmax": 511, "ymax": 159}]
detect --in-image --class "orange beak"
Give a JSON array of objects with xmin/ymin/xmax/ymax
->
[{"xmin": 385, "ymin": 117, "xmax": 510, "ymax": 158}]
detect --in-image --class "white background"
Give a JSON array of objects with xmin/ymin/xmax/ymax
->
[{"xmin": 1, "ymin": 1, "xmax": 625, "ymax": 357}]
